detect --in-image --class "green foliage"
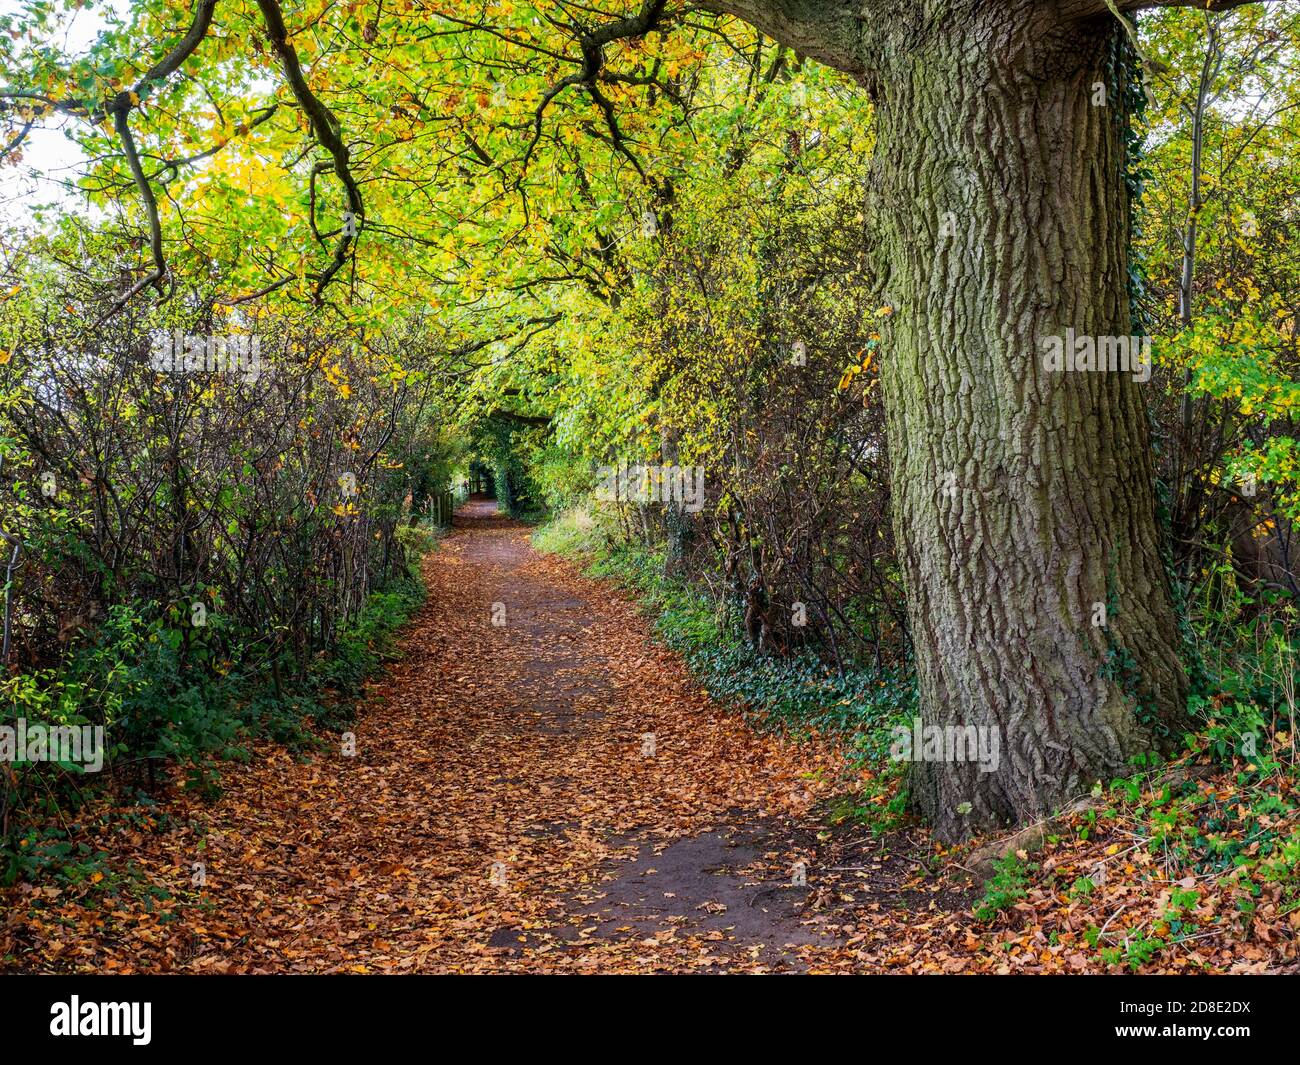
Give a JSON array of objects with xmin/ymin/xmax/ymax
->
[
  {"xmin": 0, "ymin": 571, "xmax": 425, "ymax": 880},
  {"xmin": 531, "ymin": 507, "xmax": 617, "ymax": 557},
  {"xmin": 310, "ymin": 578, "xmax": 425, "ymax": 709},
  {"xmin": 2, "ymin": 825, "xmax": 117, "ymax": 891},
  {"xmin": 974, "ymin": 853, "xmax": 1032, "ymax": 923},
  {"xmin": 1099, "ymin": 931, "xmax": 1167, "ymax": 972},
  {"xmin": 395, "ymin": 522, "xmax": 439, "ymax": 560},
  {"xmin": 532, "ymin": 445, "xmax": 598, "ymax": 516},
  {"xmin": 474, "ymin": 418, "xmax": 546, "ymax": 520}
]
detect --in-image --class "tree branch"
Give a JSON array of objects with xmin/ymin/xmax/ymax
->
[
  {"xmin": 694, "ymin": 0, "xmax": 865, "ymax": 79},
  {"xmin": 254, "ymin": 0, "xmax": 364, "ymax": 303},
  {"xmin": 519, "ymin": 0, "xmax": 670, "ymax": 180},
  {"xmin": 99, "ymin": 107, "xmax": 167, "ymax": 321},
  {"xmin": 1062, "ymin": 0, "xmax": 1267, "ymax": 19}
]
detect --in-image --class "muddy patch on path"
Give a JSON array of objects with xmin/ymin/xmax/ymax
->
[{"xmin": 570, "ymin": 821, "xmax": 824, "ymax": 962}]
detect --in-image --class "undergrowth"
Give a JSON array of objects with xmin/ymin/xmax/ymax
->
[{"xmin": 0, "ymin": 524, "xmax": 435, "ymax": 887}]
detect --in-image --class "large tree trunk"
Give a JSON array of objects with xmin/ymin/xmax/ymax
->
[
  {"xmin": 867, "ymin": 6, "xmax": 1187, "ymax": 840},
  {"xmin": 703, "ymin": 0, "xmax": 1214, "ymax": 841}
]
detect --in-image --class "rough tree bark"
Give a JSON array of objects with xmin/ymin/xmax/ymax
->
[
  {"xmin": 865, "ymin": 5, "xmax": 1187, "ymax": 842},
  {"xmin": 698, "ymin": 0, "xmax": 1258, "ymax": 840}
]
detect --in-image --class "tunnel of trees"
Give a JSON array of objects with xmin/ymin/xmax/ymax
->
[{"xmin": 3, "ymin": 0, "xmax": 1300, "ymax": 909}]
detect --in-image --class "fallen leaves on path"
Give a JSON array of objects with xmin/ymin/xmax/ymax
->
[
  {"xmin": 5, "ymin": 501, "xmax": 1296, "ymax": 974},
  {"xmin": 2, "ymin": 502, "xmax": 848, "ymax": 972}
]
